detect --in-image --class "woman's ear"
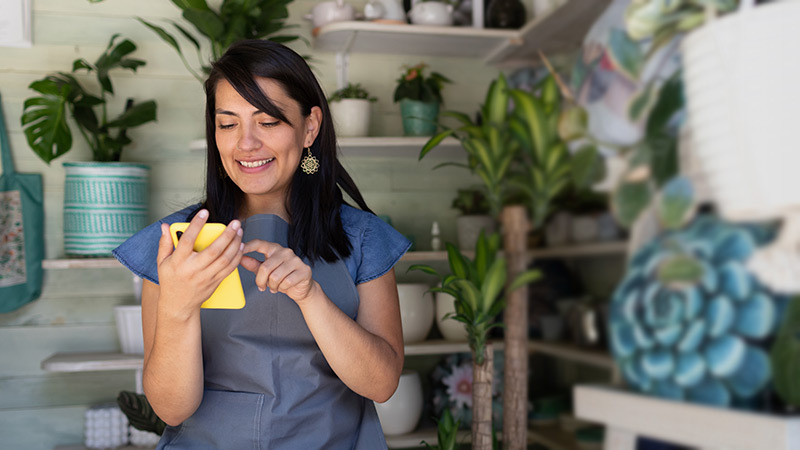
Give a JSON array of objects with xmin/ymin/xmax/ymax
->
[{"xmin": 304, "ymin": 106, "xmax": 323, "ymax": 147}]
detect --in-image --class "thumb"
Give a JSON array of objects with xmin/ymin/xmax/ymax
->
[{"xmin": 156, "ymin": 223, "xmax": 174, "ymax": 266}]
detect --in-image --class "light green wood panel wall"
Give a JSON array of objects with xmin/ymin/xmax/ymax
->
[{"xmin": 0, "ymin": 0, "xmax": 503, "ymax": 448}]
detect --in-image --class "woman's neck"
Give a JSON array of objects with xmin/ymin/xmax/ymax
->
[{"xmin": 241, "ymin": 196, "xmax": 290, "ymax": 222}]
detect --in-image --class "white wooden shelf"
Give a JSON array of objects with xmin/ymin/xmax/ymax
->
[
  {"xmin": 528, "ymin": 340, "xmax": 614, "ymax": 370},
  {"xmin": 42, "ymin": 241, "xmax": 627, "ymax": 270},
  {"xmin": 575, "ymin": 384, "xmax": 800, "ymax": 450},
  {"xmin": 41, "ymin": 352, "xmax": 144, "ymax": 372},
  {"xmin": 314, "ymin": 0, "xmax": 610, "ymax": 67}
]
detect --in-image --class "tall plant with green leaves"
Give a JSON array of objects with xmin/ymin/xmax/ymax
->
[
  {"xmin": 135, "ymin": 0, "xmax": 300, "ymax": 83},
  {"xmin": 20, "ymin": 34, "xmax": 157, "ymax": 163}
]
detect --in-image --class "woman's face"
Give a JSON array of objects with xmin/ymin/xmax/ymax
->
[{"xmin": 214, "ymin": 77, "xmax": 321, "ymax": 217}]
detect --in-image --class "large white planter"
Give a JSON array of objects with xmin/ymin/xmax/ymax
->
[
  {"xmin": 114, "ymin": 305, "xmax": 143, "ymax": 355},
  {"xmin": 456, "ymin": 215, "xmax": 496, "ymax": 251},
  {"xmin": 681, "ymin": 0, "xmax": 800, "ymax": 222},
  {"xmin": 397, "ymin": 283, "xmax": 434, "ymax": 343},
  {"xmin": 435, "ymin": 292, "xmax": 468, "ymax": 342},
  {"xmin": 63, "ymin": 162, "xmax": 149, "ymax": 256},
  {"xmin": 329, "ymin": 99, "xmax": 371, "ymax": 137},
  {"xmin": 374, "ymin": 371, "xmax": 423, "ymax": 436}
]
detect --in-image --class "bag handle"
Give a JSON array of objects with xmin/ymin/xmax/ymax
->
[{"xmin": 0, "ymin": 92, "xmax": 15, "ymax": 176}]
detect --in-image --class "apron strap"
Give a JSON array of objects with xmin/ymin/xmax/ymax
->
[{"xmin": 0, "ymin": 92, "xmax": 15, "ymax": 176}]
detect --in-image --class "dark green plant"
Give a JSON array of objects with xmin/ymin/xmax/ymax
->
[
  {"xmin": 21, "ymin": 34, "xmax": 157, "ymax": 163},
  {"xmin": 452, "ymin": 188, "xmax": 490, "ymax": 216},
  {"xmin": 136, "ymin": 0, "xmax": 300, "ymax": 82},
  {"xmin": 422, "ymin": 408, "xmax": 461, "ymax": 450},
  {"xmin": 771, "ymin": 297, "xmax": 800, "ymax": 408},
  {"xmin": 117, "ymin": 391, "xmax": 166, "ymax": 436},
  {"xmin": 328, "ymin": 83, "xmax": 377, "ymax": 103},
  {"xmin": 394, "ymin": 63, "xmax": 451, "ymax": 105}
]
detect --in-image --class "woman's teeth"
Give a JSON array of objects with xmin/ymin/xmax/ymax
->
[{"xmin": 239, "ymin": 158, "xmax": 274, "ymax": 168}]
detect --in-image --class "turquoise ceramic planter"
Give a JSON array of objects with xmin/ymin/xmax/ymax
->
[
  {"xmin": 400, "ymin": 99, "xmax": 439, "ymax": 136},
  {"xmin": 63, "ymin": 162, "xmax": 149, "ymax": 256}
]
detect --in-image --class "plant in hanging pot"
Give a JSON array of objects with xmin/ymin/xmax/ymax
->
[
  {"xmin": 327, "ymin": 83, "xmax": 377, "ymax": 137},
  {"xmin": 394, "ymin": 63, "xmax": 451, "ymax": 136},
  {"xmin": 451, "ymin": 187, "xmax": 495, "ymax": 252},
  {"xmin": 21, "ymin": 34, "xmax": 157, "ymax": 257}
]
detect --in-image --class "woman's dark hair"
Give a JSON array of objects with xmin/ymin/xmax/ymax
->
[{"xmin": 198, "ymin": 39, "xmax": 372, "ymax": 262}]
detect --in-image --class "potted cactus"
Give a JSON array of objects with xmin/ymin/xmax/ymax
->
[{"xmin": 328, "ymin": 83, "xmax": 377, "ymax": 137}]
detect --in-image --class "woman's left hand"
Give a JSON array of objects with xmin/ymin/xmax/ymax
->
[{"xmin": 240, "ymin": 240, "xmax": 318, "ymax": 304}]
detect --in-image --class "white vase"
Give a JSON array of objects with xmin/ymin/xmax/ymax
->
[
  {"xmin": 681, "ymin": 0, "xmax": 800, "ymax": 222},
  {"xmin": 330, "ymin": 99, "xmax": 371, "ymax": 137},
  {"xmin": 374, "ymin": 371, "xmax": 423, "ymax": 435},
  {"xmin": 397, "ymin": 284, "xmax": 434, "ymax": 343},
  {"xmin": 435, "ymin": 292, "xmax": 468, "ymax": 342},
  {"xmin": 456, "ymin": 215, "xmax": 495, "ymax": 251},
  {"xmin": 114, "ymin": 305, "xmax": 143, "ymax": 355}
]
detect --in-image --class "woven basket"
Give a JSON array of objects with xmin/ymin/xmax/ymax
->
[
  {"xmin": 681, "ymin": 0, "xmax": 800, "ymax": 222},
  {"xmin": 63, "ymin": 162, "xmax": 149, "ymax": 256}
]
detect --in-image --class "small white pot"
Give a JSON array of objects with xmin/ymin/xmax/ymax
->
[
  {"xmin": 435, "ymin": 292, "xmax": 468, "ymax": 342},
  {"xmin": 397, "ymin": 284, "xmax": 434, "ymax": 343},
  {"xmin": 330, "ymin": 99, "xmax": 371, "ymax": 137},
  {"xmin": 456, "ymin": 215, "xmax": 495, "ymax": 251},
  {"xmin": 114, "ymin": 305, "xmax": 143, "ymax": 355},
  {"xmin": 408, "ymin": 1, "xmax": 454, "ymax": 26},
  {"xmin": 304, "ymin": 0, "xmax": 355, "ymax": 28},
  {"xmin": 374, "ymin": 371, "xmax": 423, "ymax": 435}
]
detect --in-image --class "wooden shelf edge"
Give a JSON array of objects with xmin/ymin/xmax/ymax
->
[{"xmin": 528, "ymin": 340, "xmax": 615, "ymax": 369}]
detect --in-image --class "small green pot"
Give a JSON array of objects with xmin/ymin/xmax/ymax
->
[
  {"xmin": 63, "ymin": 162, "xmax": 149, "ymax": 257},
  {"xmin": 400, "ymin": 99, "xmax": 440, "ymax": 136}
]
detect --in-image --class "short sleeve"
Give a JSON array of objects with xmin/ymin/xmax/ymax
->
[
  {"xmin": 111, "ymin": 205, "xmax": 198, "ymax": 285},
  {"xmin": 341, "ymin": 205, "xmax": 411, "ymax": 285}
]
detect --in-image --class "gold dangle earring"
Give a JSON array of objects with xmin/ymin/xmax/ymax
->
[{"xmin": 300, "ymin": 147, "xmax": 319, "ymax": 175}]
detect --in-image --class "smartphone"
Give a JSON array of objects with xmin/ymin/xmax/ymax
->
[{"xmin": 169, "ymin": 222, "xmax": 246, "ymax": 309}]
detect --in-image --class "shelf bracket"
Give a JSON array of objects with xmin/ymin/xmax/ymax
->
[{"xmin": 335, "ymin": 31, "xmax": 358, "ymax": 89}]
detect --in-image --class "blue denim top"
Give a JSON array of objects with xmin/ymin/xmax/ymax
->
[{"xmin": 112, "ymin": 203, "xmax": 411, "ymax": 287}]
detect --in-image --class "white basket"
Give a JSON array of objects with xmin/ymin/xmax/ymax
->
[
  {"xmin": 114, "ymin": 305, "xmax": 144, "ymax": 355},
  {"xmin": 681, "ymin": 0, "xmax": 800, "ymax": 222}
]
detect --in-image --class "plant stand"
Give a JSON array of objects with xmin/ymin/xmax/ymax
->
[{"xmin": 574, "ymin": 384, "xmax": 800, "ymax": 450}]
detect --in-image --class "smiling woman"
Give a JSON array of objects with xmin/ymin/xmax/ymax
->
[{"xmin": 111, "ymin": 40, "xmax": 411, "ymax": 449}]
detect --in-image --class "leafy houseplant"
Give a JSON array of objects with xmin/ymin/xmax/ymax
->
[
  {"xmin": 117, "ymin": 391, "xmax": 166, "ymax": 436},
  {"xmin": 136, "ymin": 0, "xmax": 300, "ymax": 83},
  {"xmin": 328, "ymin": 83, "xmax": 377, "ymax": 137},
  {"xmin": 410, "ymin": 232, "xmax": 539, "ymax": 450},
  {"xmin": 394, "ymin": 63, "xmax": 451, "ymax": 136},
  {"xmin": 20, "ymin": 34, "xmax": 156, "ymax": 256}
]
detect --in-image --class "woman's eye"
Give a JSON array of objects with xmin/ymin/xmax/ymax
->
[
  {"xmin": 218, "ymin": 123, "xmax": 235, "ymax": 130},
  {"xmin": 260, "ymin": 121, "xmax": 280, "ymax": 128}
]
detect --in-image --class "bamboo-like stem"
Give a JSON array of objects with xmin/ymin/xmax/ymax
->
[
  {"xmin": 472, "ymin": 343, "xmax": 494, "ymax": 450},
  {"xmin": 501, "ymin": 205, "xmax": 531, "ymax": 450}
]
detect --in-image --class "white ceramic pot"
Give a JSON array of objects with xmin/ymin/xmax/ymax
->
[
  {"xmin": 330, "ymin": 99, "xmax": 371, "ymax": 137},
  {"xmin": 456, "ymin": 215, "xmax": 495, "ymax": 251},
  {"xmin": 397, "ymin": 283, "xmax": 434, "ymax": 343},
  {"xmin": 304, "ymin": 0, "xmax": 355, "ymax": 28},
  {"xmin": 545, "ymin": 212, "xmax": 572, "ymax": 246},
  {"xmin": 114, "ymin": 305, "xmax": 143, "ymax": 355},
  {"xmin": 374, "ymin": 371, "xmax": 423, "ymax": 435},
  {"xmin": 408, "ymin": 1, "xmax": 454, "ymax": 26},
  {"xmin": 435, "ymin": 292, "xmax": 468, "ymax": 342},
  {"xmin": 365, "ymin": 0, "xmax": 407, "ymax": 22},
  {"xmin": 681, "ymin": 0, "xmax": 800, "ymax": 222}
]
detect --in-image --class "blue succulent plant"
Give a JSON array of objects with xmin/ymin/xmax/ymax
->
[{"xmin": 609, "ymin": 215, "xmax": 789, "ymax": 407}]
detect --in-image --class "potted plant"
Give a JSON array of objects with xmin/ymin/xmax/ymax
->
[
  {"xmin": 20, "ymin": 34, "xmax": 157, "ymax": 257},
  {"xmin": 394, "ymin": 63, "xmax": 451, "ymax": 136},
  {"xmin": 451, "ymin": 187, "xmax": 495, "ymax": 251},
  {"xmin": 327, "ymin": 83, "xmax": 377, "ymax": 137},
  {"xmin": 136, "ymin": 0, "xmax": 300, "ymax": 83}
]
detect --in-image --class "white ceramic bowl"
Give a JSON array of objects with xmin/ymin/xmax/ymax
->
[
  {"xmin": 374, "ymin": 371, "xmax": 423, "ymax": 435},
  {"xmin": 435, "ymin": 292, "xmax": 468, "ymax": 342},
  {"xmin": 397, "ymin": 284, "xmax": 434, "ymax": 343}
]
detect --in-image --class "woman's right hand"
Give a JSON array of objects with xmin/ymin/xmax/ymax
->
[{"xmin": 155, "ymin": 209, "xmax": 244, "ymax": 318}]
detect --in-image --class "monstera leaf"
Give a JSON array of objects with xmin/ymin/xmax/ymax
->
[{"xmin": 20, "ymin": 74, "xmax": 80, "ymax": 164}]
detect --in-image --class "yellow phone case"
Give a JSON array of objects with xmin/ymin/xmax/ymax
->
[{"xmin": 169, "ymin": 222, "xmax": 246, "ymax": 309}]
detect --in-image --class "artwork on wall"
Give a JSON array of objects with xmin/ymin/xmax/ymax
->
[{"xmin": 0, "ymin": 0, "xmax": 32, "ymax": 48}]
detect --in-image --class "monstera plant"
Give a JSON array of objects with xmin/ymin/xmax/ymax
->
[{"xmin": 609, "ymin": 214, "xmax": 789, "ymax": 407}]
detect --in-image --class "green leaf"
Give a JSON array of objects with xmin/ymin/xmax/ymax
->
[
  {"xmin": 106, "ymin": 100, "xmax": 157, "ymax": 129},
  {"xmin": 612, "ymin": 180, "xmax": 652, "ymax": 228},
  {"xmin": 480, "ymin": 258, "xmax": 506, "ymax": 313},
  {"xmin": 431, "ymin": 161, "xmax": 471, "ymax": 171},
  {"xmin": 541, "ymin": 75, "xmax": 560, "ymax": 112},
  {"xmin": 170, "ymin": 0, "xmax": 212, "ymax": 12},
  {"xmin": 571, "ymin": 145, "xmax": 605, "ymax": 189},
  {"xmin": 509, "ymin": 89, "xmax": 548, "ymax": 162},
  {"xmin": 407, "ymin": 264, "xmax": 439, "ymax": 277},
  {"xmin": 138, "ymin": 18, "xmax": 183, "ymax": 56},
  {"xmin": 557, "ymin": 105, "xmax": 588, "ymax": 141},
  {"xmin": 183, "ymin": 8, "xmax": 225, "ymax": 41},
  {"xmin": 94, "ymin": 36, "xmax": 139, "ymax": 94},
  {"xmin": 509, "ymin": 269, "xmax": 541, "ymax": 292},
  {"xmin": 72, "ymin": 59, "xmax": 93, "ymax": 73},
  {"xmin": 607, "ymin": 28, "xmax": 644, "ymax": 81},
  {"xmin": 117, "ymin": 391, "xmax": 166, "ymax": 435},
  {"xmin": 657, "ymin": 255, "xmax": 705, "ymax": 285},
  {"xmin": 446, "ymin": 242, "xmax": 469, "ymax": 279},
  {"xmin": 628, "ymin": 82, "xmax": 657, "ymax": 121},
  {"xmin": 646, "ymin": 71, "xmax": 684, "ymax": 137},
  {"xmin": 474, "ymin": 230, "xmax": 489, "ymax": 283},
  {"xmin": 658, "ymin": 176, "xmax": 695, "ymax": 230},
  {"xmin": 419, "ymin": 129, "xmax": 455, "ymax": 160},
  {"xmin": 453, "ymin": 279, "xmax": 481, "ymax": 315},
  {"xmin": 484, "ymin": 73, "xmax": 509, "ymax": 125},
  {"xmin": 771, "ymin": 298, "xmax": 800, "ymax": 407},
  {"xmin": 21, "ymin": 76, "xmax": 76, "ymax": 164},
  {"xmin": 170, "ymin": 20, "xmax": 201, "ymax": 50},
  {"xmin": 441, "ymin": 110, "xmax": 474, "ymax": 127}
]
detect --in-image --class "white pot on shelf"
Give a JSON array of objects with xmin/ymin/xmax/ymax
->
[
  {"xmin": 374, "ymin": 370, "xmax": 424, "ymax": 435},
  {"xmin": 456, "ymin": 215, "xmax": 495, "ymax": 251},
  {"xmin": 397, "ymin": 284, "xmax": 434, "ymax": 343},
  {"xmin": 114, "ymin": 305, "xmax": 143, "ymax": 355},
  {"xmin": 329, "ymin": 99, "xmax": 371, "ymax": 137},
  {"xmin": 435, "ymin": 292, "xmax": 468, "ymax": 342}
]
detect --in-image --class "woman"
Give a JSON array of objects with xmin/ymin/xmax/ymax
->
[{"xmin": 113, "ymin": 40, "xmax": 409, "ymax": 449}]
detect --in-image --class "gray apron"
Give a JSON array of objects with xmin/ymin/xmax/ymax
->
[{"xmin": 157, "ymin": 215, "xmax": 388, "ymax": 450}]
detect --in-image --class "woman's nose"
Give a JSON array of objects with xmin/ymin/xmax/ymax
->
[{"xmin": 237, "ymin": 125, "xmax": 262, "ymax": 151}]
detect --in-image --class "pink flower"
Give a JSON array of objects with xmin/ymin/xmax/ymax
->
[
  {"xmin": 442, "ymin": 363, "xmax": 473, "ymax": 410},
  {"xmin": 405, "ymin": 69, "xmax": 419, "ymax": 81}
]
